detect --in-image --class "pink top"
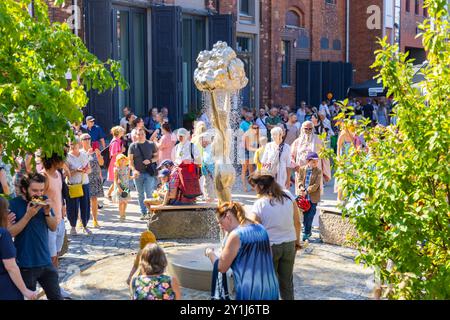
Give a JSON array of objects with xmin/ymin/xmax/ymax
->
[
  {"xmin": 108, "ymin": 138, "xmax": 123, "ymax": 181},
  {"xmin": 157, "ymin": 133, "xmax": 175, "ymax": 164},
  {"xmin": 43, "ymin": 170, "xmax": 63, "ymax": 224}
]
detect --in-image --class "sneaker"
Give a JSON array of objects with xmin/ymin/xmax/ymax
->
[
  {"xmin": 119, "ymin": 216, "xmax": 126, "ymax": 222},
  {"xmin": 70, "ymin": 227, "xmax": 77, "ymax": 236},
  {"xmin": 60, "ymin": 287, "xmax": 71, "ymax": 299},
  {"xmin": 83, "ymin": 227, "xmax": 92, "ymax": 235},
  {"xmin": 139, "ymin": 214, "xmax": 148, "ymax": 221},
  {"xmin": 93, "ymin": 220, "xmax": 100, "ymax": 228}
]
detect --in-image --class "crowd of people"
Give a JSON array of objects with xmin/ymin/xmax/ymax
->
[{"xmin": 0, "ymin": 96, "xmax": 396, "ymax": 300}]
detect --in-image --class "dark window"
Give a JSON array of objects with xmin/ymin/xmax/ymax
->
[
  {"xmin": 325, "ymin": 0, "xmax": 336, "ymax": 4},
  {"xmin": 281, "ymin": 40, "xmax": 291, "ymax": 86},
  {"xmin": 113, "ymin": 8, "xmax": 147, "ymax": 118},
  {"xmin": 415, "ymin": 0, "xmax": 419, "ymax": 14},
  {"xmin": 286, "ymin": 10, "xmax": 301, "ymax": 27},
  {"xmin": 333, "ymin": 39, "xmax": 341, "ymax": 50},
  {"xmin": 182, "ymin": 16, "xmax": 206, "ymax": 114},
  {"xmin": 423, "ymin": 6, "xmax": 428, "ymax": 17},
  {"xmin": 320, "ymin": 37, "xmax": 329, "ymax": 49},
  {"xmin": 240, "ymin": 0, "xmax": 250, "ymax": 15},
  {"xmin": 406, "ymin": 0, "xmax": 410, "ymax": 12}
]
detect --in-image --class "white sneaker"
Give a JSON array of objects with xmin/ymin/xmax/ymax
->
[{"xmin": 60, "ymin": 287, "xmax": 71, "ymax": 299}]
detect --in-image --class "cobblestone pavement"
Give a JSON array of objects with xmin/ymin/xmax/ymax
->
[{"xmin": 57, "ymin": 179, "xmax": 374, "ymax": 300}]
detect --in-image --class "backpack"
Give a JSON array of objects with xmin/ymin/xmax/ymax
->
[{"xmin": 177, "ymin": 144, "xmax": 202, "ymax": 199}]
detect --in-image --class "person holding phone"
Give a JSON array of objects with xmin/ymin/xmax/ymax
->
[{"xmin": 7, "ymin": 173, "xmax": 63, "ymax": 300}]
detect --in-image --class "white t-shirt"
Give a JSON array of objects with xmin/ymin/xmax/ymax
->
[
  {"xmin": 173, "ymin": 142, "xmax": 201, "ymax": 165},
  {"xmin": 120, "ymin": 117, "xmax": 128, "ymax": 129},
  {"xmin": 66, "ymin": 151, "xmax": 90, "ymax": 185},
  {"xmin": 251, "ymin": 190, "xmax": 297, "ymax": 245},
  {"xmin": 261, "ymin": 142, "xmax": 292, "ymax": 187}
]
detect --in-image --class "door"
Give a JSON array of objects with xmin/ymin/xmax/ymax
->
[{"xmin": 152, "ymin": 6, "xmax": 183, "ymax": 129}]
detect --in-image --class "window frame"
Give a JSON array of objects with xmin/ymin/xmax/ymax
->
[{"xmin": 281, "ymin": 40, "xmax": 291, "ymax": 86}]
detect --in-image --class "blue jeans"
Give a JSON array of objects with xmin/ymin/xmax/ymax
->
[
  {"xmin": 134, "ymin": 172, "xmax": 157, "ymax": 215},
  {"xmin": 67, "ymin": 184, "xmax": 91, "ymax": 228},
  {"xmin": 303, "ymin": 202, "xmax": 317, "ymax": 237}
]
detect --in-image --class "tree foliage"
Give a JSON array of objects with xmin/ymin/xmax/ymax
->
[
  {"xmin": 0, "ymin": 0, "xmax": 126, "ymax": 166},
  {"xmin": 333, "ymin": 0, "xmax": 450, "ymax": 299}
]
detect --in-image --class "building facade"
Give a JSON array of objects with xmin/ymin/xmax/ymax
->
[
  {"xmin": 350, "ymin": 0, "xmax": 427, "ymax": 84},
  {"xmin": 45, "ymin": 0, "xmax": 432, "ymax": 130}
]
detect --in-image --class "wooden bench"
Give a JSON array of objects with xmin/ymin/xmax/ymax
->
[{"xmin": 144, "ymin": 200, "xmax": 220, "ymax": 240}]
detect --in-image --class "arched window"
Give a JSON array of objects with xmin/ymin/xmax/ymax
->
[{"xmin": 286, "ymin": 10, "xmax": 303, "ymax": 28}]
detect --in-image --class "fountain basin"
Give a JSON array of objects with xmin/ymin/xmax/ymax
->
[{"xmin": 165, "ymin": 244, "xmax": 233, "ymax": 292}]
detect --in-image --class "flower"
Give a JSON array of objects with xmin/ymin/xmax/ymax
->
[{"xmin": 162, "ymin": 282, "xmax": 170, "ymax": 289}]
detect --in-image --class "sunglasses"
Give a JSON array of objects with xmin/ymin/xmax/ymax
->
[
  {"xmin": 82, "ymin": 138, "xmax": 91, "ymax": 141},
  {"xmin": 304, "ymin": 127, "xmax": 313, "ymax": 131}
]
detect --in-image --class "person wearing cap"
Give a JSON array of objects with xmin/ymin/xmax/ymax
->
[
  {"xmin": 82, "ymin": 116, "xmax": 106, "ymax": 151},
  {"xmin": 172, "ymin": 128, "xmax": 201, "ymax": 166},
  {"xmin": 145, "ymin": 169, "xmax": 171, "ymax": 209},
  {"xmin": 297, "ymin": 152, "xmax": 322, "ymax": 242}
]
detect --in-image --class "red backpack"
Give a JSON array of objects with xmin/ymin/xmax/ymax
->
[{"xmin": 177, "ymin": 144, "xmax": 202, "ymax": 199}]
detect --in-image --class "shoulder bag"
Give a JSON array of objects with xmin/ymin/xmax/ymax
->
[
  {"xmin": 136, "ymin": 143, "xmax": 157, "ymax": 176},
  {"xmin": 210, "ymin": 259, "xmax": 230, "ymax": 300}
]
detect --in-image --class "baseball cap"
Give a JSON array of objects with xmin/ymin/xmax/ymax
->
[
  {"xmin": 306, "ymin": 152, "xmax": 319, "ymax": 161},
  {"xmin": 158, "ymin": 169, "xmax": 171, "ymax": 178},
  {"xmin": 157, "ymin": 159, "xmax": 175, "ymax": 170},
  {"xmin": 86, "ymin": 116, "xmax": 95, "ymax": 122}
]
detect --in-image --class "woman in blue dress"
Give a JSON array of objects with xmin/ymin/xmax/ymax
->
[
  {"xmin": 0, "ymin": 198, "xmax": 37, "ymax": 300},
  {"xmin": 205, "ymin": 202, "xmax": 279, "ymax": 300}
]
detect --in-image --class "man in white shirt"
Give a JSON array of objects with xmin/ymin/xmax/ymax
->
[
  {"xmin": 319, "ymin": 101, "xmax": 331, "ymax": 119},
  {"xmin": 120, "ymin": 106, "xmax": 131, "ymax": 129}
]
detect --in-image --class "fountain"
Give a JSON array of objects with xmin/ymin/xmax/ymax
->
[
  {"xmin": 194, "ymin": 41, "xmax": 248, "ymax": 204},
  {"xmin": 163, "ymin": 42, "xmax": 248, "ymax": 293}
]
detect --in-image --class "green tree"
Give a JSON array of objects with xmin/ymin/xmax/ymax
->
[
  {"xmin": 0, "ymin": 0, "xmax": 126, "ymax": 166},
  {"xmin": 333, "ymin": 0, "xmax": 449, "ymax": 299}
]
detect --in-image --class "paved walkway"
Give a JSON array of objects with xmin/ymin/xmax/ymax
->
[{"xmin": 57, "ymin": 178, "xmax": 374, "ymax": 300}]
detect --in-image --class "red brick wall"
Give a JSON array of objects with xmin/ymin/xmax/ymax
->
[
  {"xmin": 400, "ymin": 0, "xmax": 425, "ymax": 52},
  {"xmin": 260, "ymin": 0, "xmax": 346, "ymax": 108},
  {"xmin": 45, "ymin": 0, "xmax": 85, "ymax": 40},
  {"xmin": 349, "ymin": 0, "xmax": 383, "ymax": 84}
]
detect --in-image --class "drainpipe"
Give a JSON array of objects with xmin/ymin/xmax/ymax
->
[
  {"xmin": 346, "ymin": 0, "xmax": 349, "ymax": 63},
  {"xmin": 74, "ymin": 0, "xmax": 79, "ymax": 37}
]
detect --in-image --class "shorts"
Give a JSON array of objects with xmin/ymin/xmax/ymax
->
[{"xmin": 48, "ymin": 220, "xmax": 66, "ymax": 257}]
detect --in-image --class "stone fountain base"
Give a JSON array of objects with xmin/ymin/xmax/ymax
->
[{"xmin": 146, "ymin": 206, "xmax": 220, "ymax": 240}]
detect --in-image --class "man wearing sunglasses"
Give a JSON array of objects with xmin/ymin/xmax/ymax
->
[{"xmin": 290, "ymin": 121, "xmax": 331, "ymax": 196}]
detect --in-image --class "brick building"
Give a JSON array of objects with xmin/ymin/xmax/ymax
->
[
  {"xmin": 260, "ymin": 0, "xmax": 350, "ymax": 108},
  {"xmin": 350, "ymin": 0, "xmax": 427, "ymax": 84},
  {"xmin": 43, "ymin": 0, "xmax": 432, "ymax": 130}
]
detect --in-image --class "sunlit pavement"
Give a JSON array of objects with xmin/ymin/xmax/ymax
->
[{"xmin": 57, "ymin": 178, "xmax": 373, "ymax": 300}]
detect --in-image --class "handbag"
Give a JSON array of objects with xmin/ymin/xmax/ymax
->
[
  {"xmin": 296, "ymin": 195, "xmax": 311, "ymax": 212},
  {"xmin": 67, "ymin": 174, "xmax": 85, "ymax": 199},
  {"xmin": 136, "ymin": 143, "xmax": 157, "ymax": 176},
  {"xmin": 210, "ymin": 259, "xmax": 230, "ymax": 300}
]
